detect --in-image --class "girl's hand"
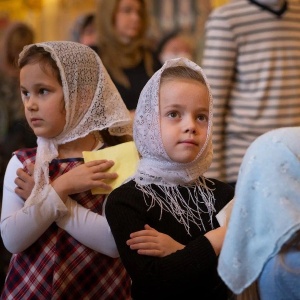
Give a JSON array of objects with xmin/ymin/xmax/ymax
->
[
  {"xmin": 127, "ymin": 224, "xmax": 185, "ymax": 257},
  {"xmin": 52, "ymin": 159, "xmax": 117, "ymax": 202},
  {"xmin": 15, "ymin": 163, "xmax": 35, "ymax": 200}
]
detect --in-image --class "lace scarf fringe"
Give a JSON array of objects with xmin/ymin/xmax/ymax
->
[{"xmin": 136, "ymin": 177, "xmax": 216, "ymax": 236}]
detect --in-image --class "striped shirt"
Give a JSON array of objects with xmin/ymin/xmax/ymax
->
[{"xmin": 201, "ymin": 0, "xmax": 300, "ymax": 183}]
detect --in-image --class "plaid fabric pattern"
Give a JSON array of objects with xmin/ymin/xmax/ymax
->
[{"xmin": 1, "ymin": 148, "xmax": 131, "ymax": 300}]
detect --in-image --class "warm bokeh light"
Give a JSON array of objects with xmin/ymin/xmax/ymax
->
[
  {"xmin": 0, "ymin": 0, "xmax": 228, "ymax": 44},
  {"xmin": 211, "ymin": 0, "xmax": 229, "ymax": 8}
]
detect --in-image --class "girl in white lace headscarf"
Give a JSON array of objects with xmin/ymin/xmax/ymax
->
[
  {"xmin": 133, "ymin": 58, "xmax": 216, "ymax": 232},
  {"xmin": 105, "ymin": 58, "xmax": 235, "ymax": 300},
  {"xmin": 1, "ymin": 41, "xmax": 132, "ymax": 299}
]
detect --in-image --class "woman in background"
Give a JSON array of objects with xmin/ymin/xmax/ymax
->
[{"xmin": 95, "ymin": 0, "xmax": 161, "ymax": 116}]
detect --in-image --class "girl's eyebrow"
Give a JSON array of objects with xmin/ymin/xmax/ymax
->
[
  {"xmin": 20, "ymin": 82, "xmax": 52, "ymax": 89},
  {"xmin": 161, "ymin": 104, "xmax": 182, "ymax": 109},
  {"xmin": 162, "ymin": 103, "xmax": 209, "ymax": 111}
]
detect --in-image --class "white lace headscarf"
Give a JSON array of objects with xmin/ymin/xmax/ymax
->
[
  {"xmin": 19, "ymin": 41, "xmax": 132, "ymax": 207},
  {"xmin": 133, "ymin": 57, "xmax": 215, "ymax": 234}
]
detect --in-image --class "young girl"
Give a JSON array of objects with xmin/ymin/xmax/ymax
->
[
  {"xmin": 105, "ymin": 57, "xmax": 235, "ymax": 300},
  {"xmin": 217, "ymin": 126, "xmax": 300, "ymax": 300},
  {"xmin": 0, "ymin": 41, "xmax": 132, "ymax": 299}
]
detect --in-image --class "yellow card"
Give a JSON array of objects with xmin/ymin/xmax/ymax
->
[{"xmin": 83, "ymin": 141, "xmax": 139, "ymax": 194}]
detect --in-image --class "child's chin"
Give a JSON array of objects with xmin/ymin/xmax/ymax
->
[{"xmin": 175, "ymin": 156, "xmax": 197, "ymax": 164}]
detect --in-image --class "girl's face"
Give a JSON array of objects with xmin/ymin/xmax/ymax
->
[
  {"xmin": 114, "ymin": 0, "xmax": 143, "ymax": 43},
  {"xmin": 159, "ymin": 78, "xmax": 209, "ymax": 163},
  {"xmin": 20, "ymin": 62, "xmax": 66, "ymax": 139}
]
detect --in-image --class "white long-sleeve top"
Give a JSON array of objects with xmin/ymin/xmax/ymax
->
[{"xmin": 0, "ymin": 154, "xmax": 118, "ymax": 258}]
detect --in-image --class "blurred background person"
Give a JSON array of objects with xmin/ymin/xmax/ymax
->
[
  {"xmin": 155, "ymin": 29, "xmax": 196, "ymax": 64},
  {"xmin": 95, "ymin": 0, "xmax": 161, "ymax": 117},
  {"xmin": 201, "ymin": 0, "xmax": 300, "ymax": 187},
  {"xmin": 0, "ymin": 21, "xmax": 36, "ymax": 290},
  {"xmin": 70, "ymin": 12, "xmax": 97, "ymax": 49},
  {"xmin": 0, "ymin": 21, "xmax": 36, "ymax": 198}
]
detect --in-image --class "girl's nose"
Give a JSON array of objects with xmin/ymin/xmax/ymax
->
[
  {"xmin": 184, "ymin": 117, "xmax": 197, "ymax": 134},
  {"xmin": 25, "ymin": 97, "xmax": 38, "ymax": 111},
  {"xmin": 185, "ymin": 127, "xmax": 196, "ymax": 134}
]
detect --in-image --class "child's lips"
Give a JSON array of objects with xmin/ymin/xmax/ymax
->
[
  {"xmin": 180, "ymin": 139, "xmax": 198, "ymax": 146},
  {"xmin": 30, "ymin": 118, "xmax": 42, "ymax": 125}
]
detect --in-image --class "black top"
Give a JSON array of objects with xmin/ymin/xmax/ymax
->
[
  {"xmin": 92, "ymin": 45, "xmax": 162, "ymax": 111},
  {"xmin": 113, "ymin": 58, "xmax": 161, "ymax": 110},
  {"xmin": 106, "ymin": 178, "xmax": 234, "ymax": 300}
]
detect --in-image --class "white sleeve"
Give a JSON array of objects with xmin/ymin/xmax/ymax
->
[
  {"xmin": 0, "ymin": 155, "xmax": 68, "ymax": 254},
  {"xmin": 56, "ymin": 196, "xmax": 119, "ymax": 258}
]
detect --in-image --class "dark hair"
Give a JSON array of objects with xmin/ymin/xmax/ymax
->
[
  {"xmin": 161, "ymin": 65, "xmax": 206, "ymax": 85},
  {"xmin": 156, "ymin": 30, "xmax": 181, "ymax": 56},
  {"xmin": 80, "ymin": 14, "xmax": 95, "ymax": 36},
  {"xmin": 155, "ymin": 29, "xmax": 194, "ymax": 58},
  {"xmin": 18, "ymin": 45, "xmax": 62, "ymax": 85}
]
